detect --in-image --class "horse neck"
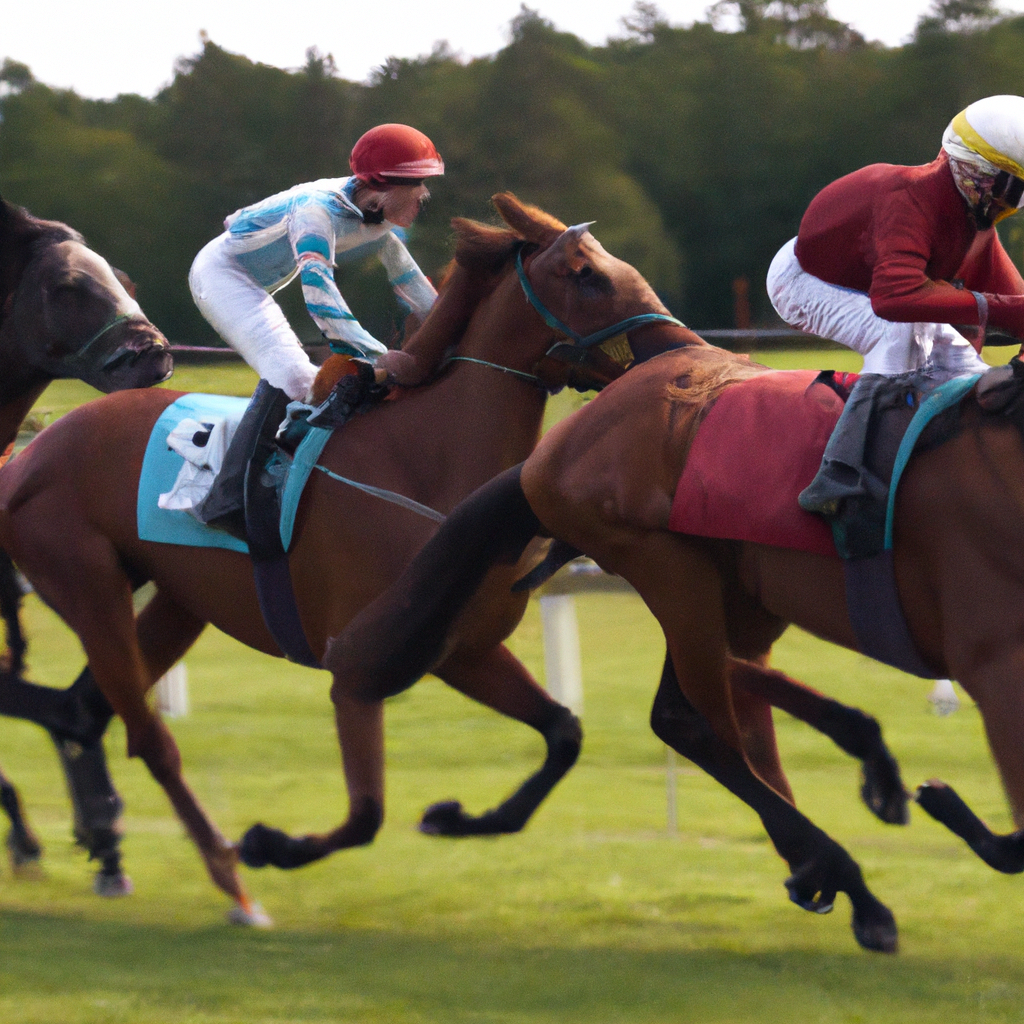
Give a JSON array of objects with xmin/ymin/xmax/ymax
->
[{"xmin": 388, "ymin": 275, "xmax": 551, "ymax": 508}]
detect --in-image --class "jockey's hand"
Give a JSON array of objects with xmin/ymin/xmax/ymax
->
[{"xmin": 374, "ymin": 349, "xmax": 423, "ymax": 387}]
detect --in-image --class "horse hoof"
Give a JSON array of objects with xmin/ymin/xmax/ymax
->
[
  {"xmin": 420, "ymin": 800, "xmax": 473, "ymax": 836},
  {"xmin": 852, "ymin": 904, "xmax": 899, "ymax": 954},
  {"xmin": 238, "ymin": 824, "xmax": 277, "ymax": 868},
  {"xmin": 860, "ymin": 755, "xmax": 910, "ymax": 826},
  {"xmin": 93, "ymin": 870, "xmax": 134, "ymax": 897},
  {"xmin": 239, "ymin": 823, "xmax": 321, "ymax": 869},
  {"xmin": 7, "ymin": 829, "xmax": 43, "ymax": 869},
  {"xmin": 226, "ymin": 901, "xmax": 273, "ymax": 928},
  {"xmin": 784, "ymin": 866, "xmax": 836, "ymax": 914}
]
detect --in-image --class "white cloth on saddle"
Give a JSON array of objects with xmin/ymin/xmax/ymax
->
[
  {"xmin": 767, "ymin": 237, "xmax": 989, "ymax": 376},
  {"xmin": 157, "ymin": 416, "xmax": 240, "ymax": 511}
]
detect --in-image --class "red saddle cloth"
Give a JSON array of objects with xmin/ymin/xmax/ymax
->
[{"xmin": 668, "ymin": 370, "xmax": 856, "ymax": 557}]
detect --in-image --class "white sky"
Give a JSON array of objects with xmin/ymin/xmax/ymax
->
[{"xmin": 6, "ymin": 0, "xmax": 1024, "ymax": 101}]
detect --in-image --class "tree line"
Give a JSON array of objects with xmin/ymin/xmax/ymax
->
[{"xmin": 2, "ymin": 0, "xmax": 1023, "ymax": 345}]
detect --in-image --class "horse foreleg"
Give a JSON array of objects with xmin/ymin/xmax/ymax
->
[
  {"xmin": 0, "ymin": 762, "xmax": 42, "ymax": 870},
  {"xmin": 729, "ymin": 658, "xmax": 909, "ymax": 825},
  {"xmin": 38, "ymin": 593, "xmax": 205, "ymax": 896},
  {"xmin": 239, "ymin": 686, "xmax": 384, "ymax": 870},
  {"xmin": 420, "ymin": 644, "xmax": 582, "ymax": 836},
  {"xmin": 0, "ymin": 547, "xmax": 26, "ymax": 676},
  {"xmin": 650, "ymin": 656, "xmax": 897, "ymax": 953}
]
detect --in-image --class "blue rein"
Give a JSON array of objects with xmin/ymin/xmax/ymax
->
[{"xmin": 514, "ymin": 247, "xmax": 685, "ymax": 349}]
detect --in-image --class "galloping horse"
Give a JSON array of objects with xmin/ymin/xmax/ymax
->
[
  {"xmin": 324, "ymin": 339, "xmax": 1024, "ymax": 954},
  {"xmin": 0, "ymin": 195, "xmax": 171, "ymax": 881},
  {"xmin": 0, "ymin": 194, "xmax": 708, "ymax": 921}
]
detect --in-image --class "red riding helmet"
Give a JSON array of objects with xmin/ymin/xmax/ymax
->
[{"xmin": 349, "ymin": 124, "xmax": 444, "ymax": 185}]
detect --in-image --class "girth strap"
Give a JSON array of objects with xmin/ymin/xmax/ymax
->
[{"xmin": 243, "ymin": 381, "xmax": 321, "ymax": 669}]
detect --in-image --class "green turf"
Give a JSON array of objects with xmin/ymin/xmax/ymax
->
[{"xmin": 3, "ymin": 353, "xmax": 1023, "ymax": 1022}]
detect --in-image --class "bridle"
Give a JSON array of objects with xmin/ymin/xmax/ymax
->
[
  {"xmin": 513, "ymin": 245, "xmax": 685, "ymax": 353},
  {"xmin": 447, "ymin": 243, "xmax": 686, "ymax": 393},
  {"xmin": 59, "ymin": 311, "xmax": 155, "ymax": 374}
]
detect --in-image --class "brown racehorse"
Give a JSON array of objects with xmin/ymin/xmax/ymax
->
[
  {"xmin": 324, "ymin": 341, "xmax": 1024, "ymax": 954},
  {"xmin": 0, "ymin": 195, "xmax": 171, "ymax": 882},
  {"xmin": 0, "ymin": 194, "xmax": 705, "ymax": 921}
]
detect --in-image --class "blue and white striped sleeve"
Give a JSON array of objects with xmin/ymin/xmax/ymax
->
[
  {"xmin": 289, "ymin": 200, "xmax": 387, "ymax": 356},
  {"xmin": 378, "ymin": 231, "xmax": 437, "ymax": 320}
]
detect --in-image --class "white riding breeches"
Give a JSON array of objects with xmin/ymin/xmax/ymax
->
[
  {"xmin": 189, "ymin": 233, "xmax": 320, "ymax": 402},
  {"xmin": 767, "ymin": 238, "xmax": 988, "ymax": 376}
]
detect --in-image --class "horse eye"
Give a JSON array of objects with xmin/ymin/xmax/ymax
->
[{"xmin": 575, "ymin": 265, "xmax": 612, "ymax": 295}]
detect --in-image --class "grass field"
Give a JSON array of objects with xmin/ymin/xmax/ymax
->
[{"xmin": 2, "ymin": 351, "xmax": 1024, "ymax": 1023}]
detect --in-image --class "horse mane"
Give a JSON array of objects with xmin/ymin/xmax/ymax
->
[
  {"xmin": 662, "ymin": 346, "xmax": 767, "ymax": 446},
  {"xmin": 666, "ymin": 348, "xmax": 766, "ymax": 406}
]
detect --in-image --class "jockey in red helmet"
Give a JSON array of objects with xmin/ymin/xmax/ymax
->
[
  {"xmin": 189, "ymin": 124, "xmax": 444, "ymax": 403},
  {"xmin": 767, "ymin": 95, "xmax": 1024, "ymax": 377}
]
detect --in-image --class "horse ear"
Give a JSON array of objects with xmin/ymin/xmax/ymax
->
[{"xmin": 491, "ymin": 193, "xmax": 566, "ymax": 245}]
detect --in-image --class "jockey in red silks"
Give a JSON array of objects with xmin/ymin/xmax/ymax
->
[
  {"xmin": 767, "ymin": 94, "xmax": 1024, "ymax": 378},
  {"xmin": 770, "ymin": 97, "xmax": 1024, "ymax": 705},
  {"xmin": 189, "ymin": 124, "xmax": 445, "ymax": 403}
]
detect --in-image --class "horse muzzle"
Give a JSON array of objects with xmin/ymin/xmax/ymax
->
[{"xmin": 82, "ymin": 323, "xmax": 174, "ymax": 392}]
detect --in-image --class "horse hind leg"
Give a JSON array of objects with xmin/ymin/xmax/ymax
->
[
  {"xmin": 729, "ymin": 658, "xmax": 909, "ymax": 825},
  {"xmin": 915, "ymin": 780, "xmax": 1024, "ymax": 873},
  {"xmin": 6, "ymin": 509, "xmax": 263, "ymax": 922},
  {"xmin": 240, "ymin": 689, "xmax": 385, "ymax": 871},
  {"xmin": 420, "ymin": 643, "xmax": 581, "ymax": 837},
  {"xmin": 0, "ymin": 764, "xmax": 42, "ymax": 871}
]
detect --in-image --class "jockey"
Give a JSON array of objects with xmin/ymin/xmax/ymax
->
[
  {"xmin": 188, "ymin": 123, "xmax": 445, "ymax": 403},
  {"xmin": 767, "ymin": 94, "xmax": 1024, "ymax": 378}
]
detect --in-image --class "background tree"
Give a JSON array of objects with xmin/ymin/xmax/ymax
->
[{"xmin": 4, "ymin": 3, "xmax": 1024, "ymax": 340}]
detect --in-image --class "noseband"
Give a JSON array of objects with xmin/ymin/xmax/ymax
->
[
  {"xmin": 61, "ymin": 312, "xmax": 156, "ymax": 373},
  {"xmin": 514, "ymin": 247, "xmax": 685, "ymax": 351}
]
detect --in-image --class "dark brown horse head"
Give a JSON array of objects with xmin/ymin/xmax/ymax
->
[{"xmin": 0, "ymin": 198, "xmax": 173, "ymax": 396}]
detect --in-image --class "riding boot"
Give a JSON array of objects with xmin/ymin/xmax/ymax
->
[
  {"xmin": 976, "ymin": 355, "xmax": 1024, "ymax": 414},
  {"xmin": 192, "ymin": 380, "xmax": 289, "ymax": 539}
]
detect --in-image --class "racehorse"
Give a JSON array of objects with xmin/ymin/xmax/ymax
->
[
  {"xmin": 0, "ymin": 194, "xmax": 699, "ymax": 921},
  {"xmin": 0, "ymin": 195, "xmax": 171, "ymax": 882},
  {"xmin": 322, "ymin": 339, "xmax": 1024, "ymax": 954},
  {"xmin": 0, "ymin": 199, "xmax": 907, "ymax": 925}
]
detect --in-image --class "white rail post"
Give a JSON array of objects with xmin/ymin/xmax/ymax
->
[
  {"xmin": 666, "ymin": 746, "xmax": 679, "ymax": 836},
  {"xmin": 154, "ymin": 662, "xmax": 190, "ymax": 718},
  {"xmin": 539, "ymin": 594, "xmax": 584, "ymax": 717}
]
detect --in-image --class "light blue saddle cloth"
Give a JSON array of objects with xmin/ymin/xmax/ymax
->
[{"xmin": 137, "ymin": 393, "xmax": 331, "ymax": 554}]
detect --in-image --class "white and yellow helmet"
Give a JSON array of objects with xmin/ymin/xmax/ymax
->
[{"xmin": 943, "ymin": 95, "xmax": 1024, "ymax": 225}]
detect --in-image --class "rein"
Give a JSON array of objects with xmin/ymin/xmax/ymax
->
[
  {"xmin": 445, "ymin": 355, "xmax": 545, "ymax": 389},
  {"xmin": 514, "ymin": 248, "xmax": 685, "ymax": 350},
  {"xmin": 313, "ymin": 464, "xmax": 446, "ymax": 522}
]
